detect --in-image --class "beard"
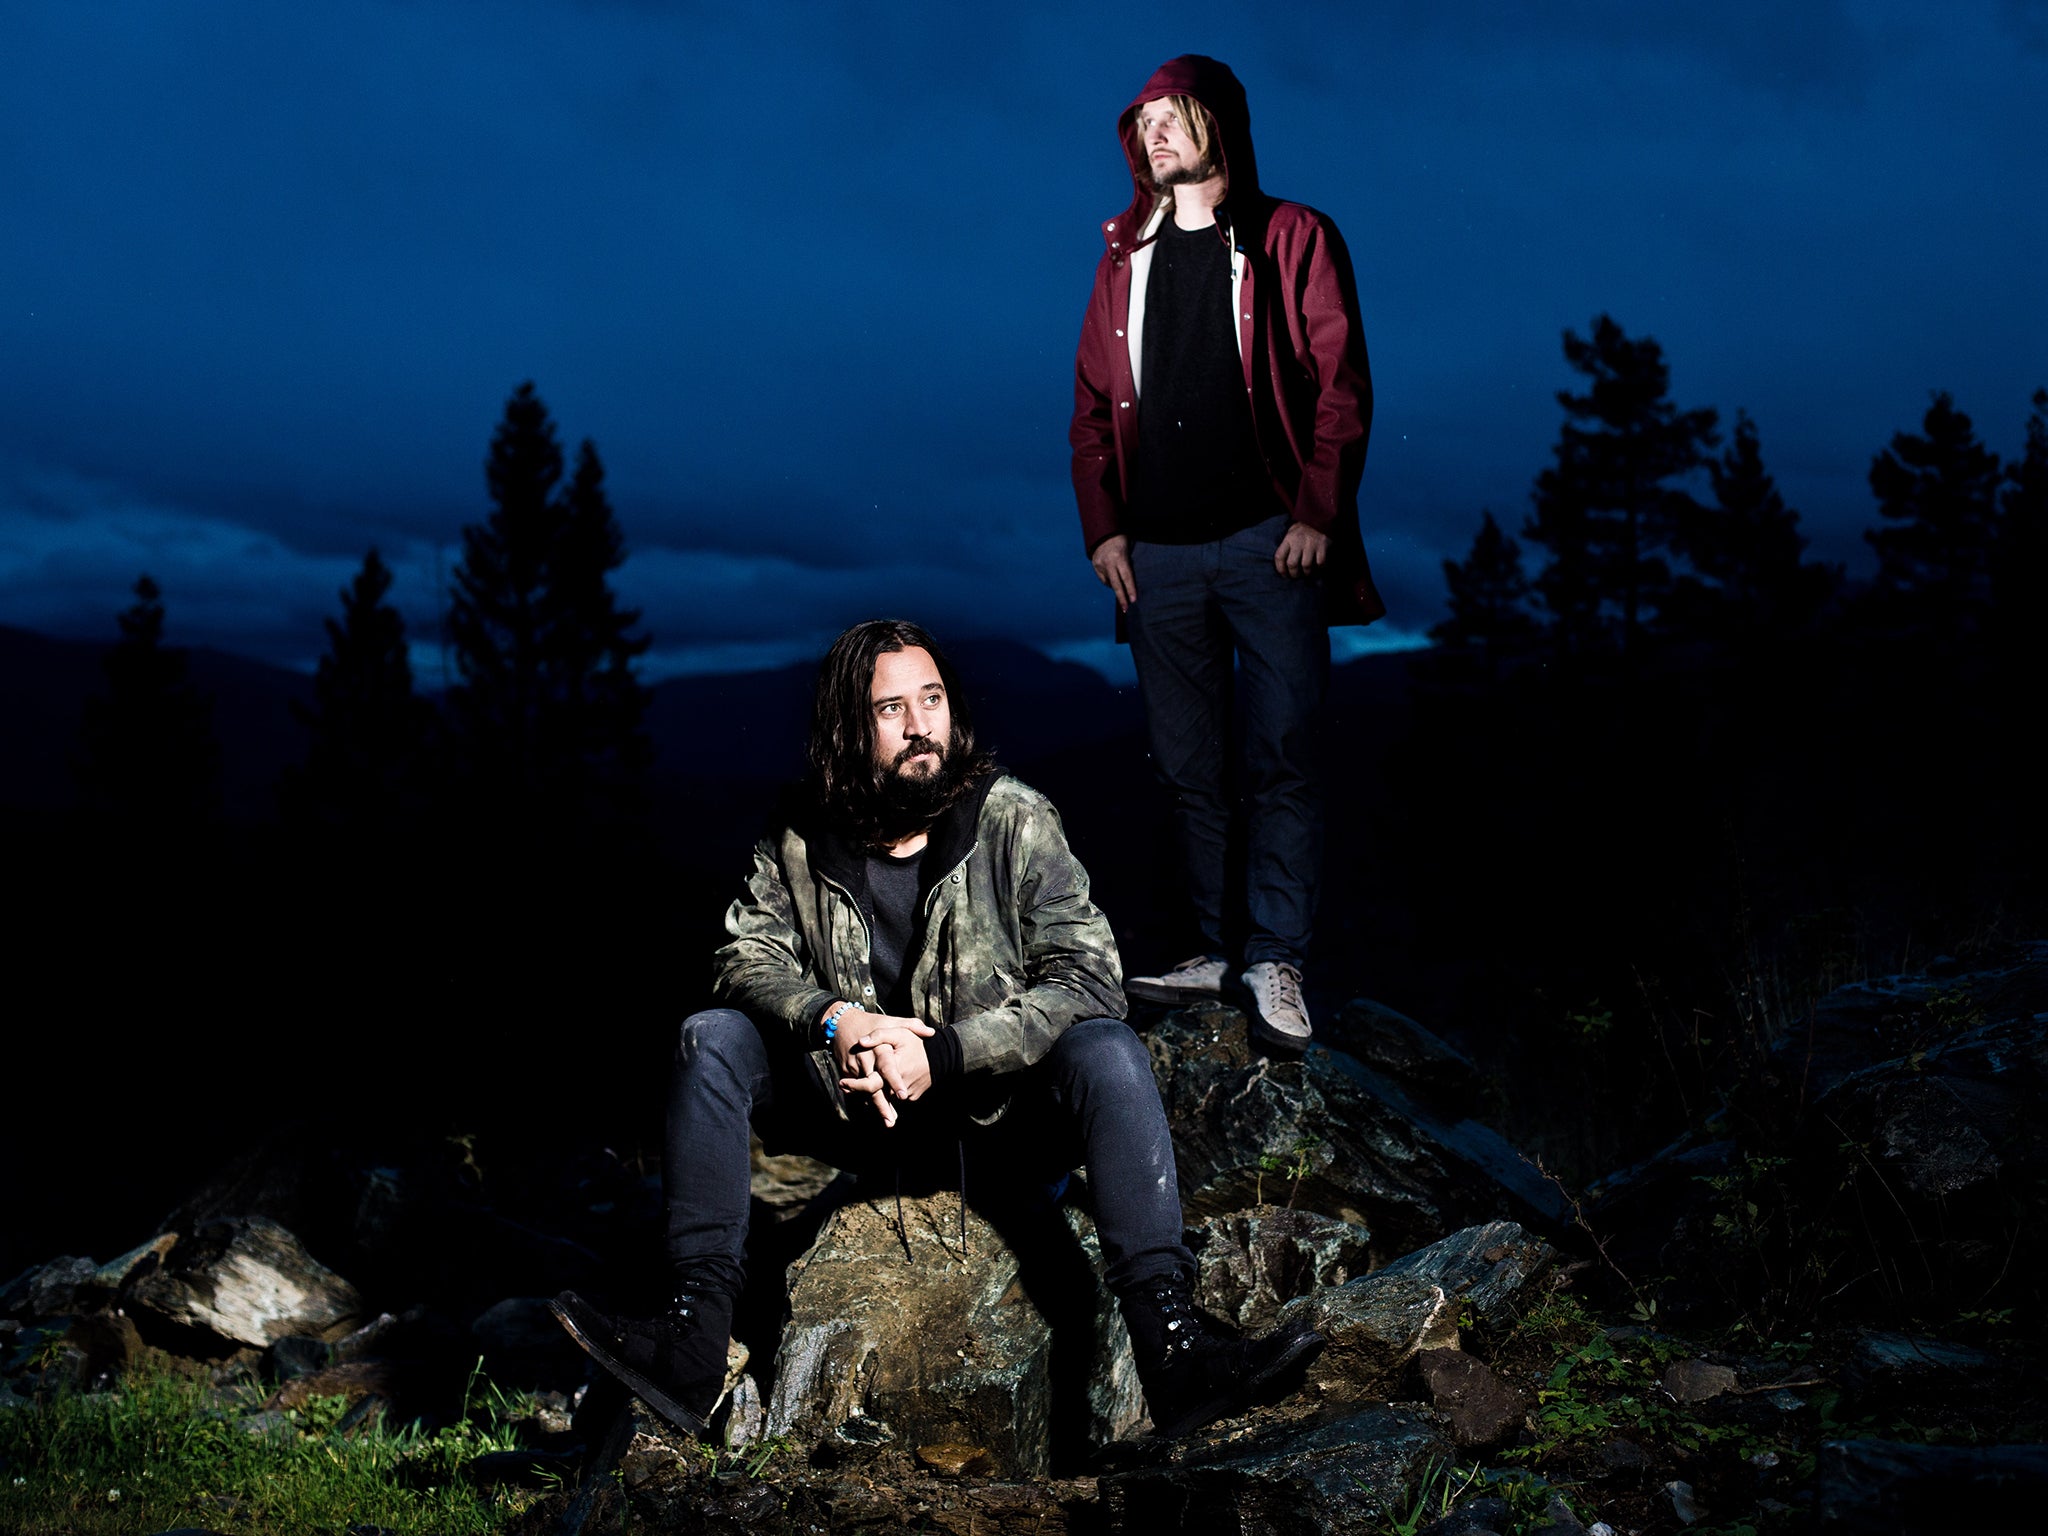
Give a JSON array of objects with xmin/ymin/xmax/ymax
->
[
  {"xmin": 1152, "ymin": 159, "xmax": 1218, "ymax": 190},
  {"xmin": 872, "ymin": 737, "xmax": 964, "ymax": 839}
]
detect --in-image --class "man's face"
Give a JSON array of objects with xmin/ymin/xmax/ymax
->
[
  {"xmin": 870, "ymin": 646, "xmax": 952, "ymax": 782},
  {"xmin": 1137, "ymin": 97, "xmax": 1213, "ymax": 189}
]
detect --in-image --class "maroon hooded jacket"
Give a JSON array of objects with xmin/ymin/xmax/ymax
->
[{"xmin": 1070, "ymin": 55, "xmax": 1385, "ymax": 626}]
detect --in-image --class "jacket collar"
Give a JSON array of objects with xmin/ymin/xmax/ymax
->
[{"xmin": 803, "ymin": 769, "xmax": 1002, "ymax": 894}]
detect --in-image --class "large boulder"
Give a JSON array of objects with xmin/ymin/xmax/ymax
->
[
  {"xmin": 126, "ymin": 1216, "xmax": 362, "ymax": 1348},
  {"xmin": 1791, "ymin": 947, "xmax": 2048, "ymax": 1314},
  {"xmin": 763, "ymin": 1190, "xmax": 1140, "ymax": 1476},
  {"xmin": 1280, "ymin": 1221, "xmax": 1557, "ymax": 1400},
  {"xmin": 1148, "ymin": 1005, "xmax": 1568, "ymax": 1263},
  {"xmin": 1188, "ymin": 1206, "xmax": 1373, "ymax": 1332}
]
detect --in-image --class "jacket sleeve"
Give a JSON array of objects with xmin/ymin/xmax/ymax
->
[
  {"xmin": 1286, "ymin": 216, "xmax": 1373, "ymax": 534},
  {"xmin": 710, "ymin": 837, "xmax": 837, "ymax": 1043},
  {"xmin": 1069, "ymin": 257, "xmax": 1127, "ymax": 555},
  {"xmin": 949, "ymin": 800, "xmax": 1126, "ymax": 1076}
]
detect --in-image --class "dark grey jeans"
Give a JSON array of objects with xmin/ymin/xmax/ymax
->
[
  {"xmin": 1126, "ymin": 513, "xmax": 1330, "ymax": 968},
  {"xmin": 662, "ymin": 1009, "xmax": 1194, "ymax": 1297}
]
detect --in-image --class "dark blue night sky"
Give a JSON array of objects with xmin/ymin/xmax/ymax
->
[{"xmin": 3, "ymin": 1, "xmax": 2043, "ymax": 684}]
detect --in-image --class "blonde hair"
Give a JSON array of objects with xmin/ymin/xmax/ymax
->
[{"xmin": 1130, "ymin": 94, "xmax": 1226, "ymax": 209}]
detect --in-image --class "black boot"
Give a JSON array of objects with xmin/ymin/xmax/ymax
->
[
  {"xmin": 550, "ymin": 1286, "xmax": 734, "ymax": 1437},
  {"xmin": 1118, "ymin": 1275, "xmax": 1323, "ymax": 1439}
]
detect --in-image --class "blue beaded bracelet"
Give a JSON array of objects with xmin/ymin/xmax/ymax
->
[{"xmin": 820, "ymin": 1001, "xmax": 857, "ymax": 1045}]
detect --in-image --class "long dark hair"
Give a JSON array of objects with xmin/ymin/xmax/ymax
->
[{"xmin": 807, "ymin": 619, "xmax": 994, "ymax": 847}]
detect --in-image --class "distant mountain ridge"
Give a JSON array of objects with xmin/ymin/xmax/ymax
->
[{"xmin": 0, "ymin": 624, "xmax": 1144, "ymax": 817}]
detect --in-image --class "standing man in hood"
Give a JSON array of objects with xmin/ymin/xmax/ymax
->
[{"xmin": 1070, "ymin": 55, "xmax": 1381, "ymax": 1050}]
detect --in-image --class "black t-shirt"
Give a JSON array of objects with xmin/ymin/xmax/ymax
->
[
  {"xmin": 1130, "ymin": 214, "xmax": 1277, "ymax": 542},
  {"xmin": 864, "ymin": 847, "xmax": 925, "ymax": 1020}
]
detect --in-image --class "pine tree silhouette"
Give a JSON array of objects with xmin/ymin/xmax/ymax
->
[
  {"xmin": 1865, "ymin": 391, "xmax": 2002, "ymax": 642},
  {"xmin": 1523, "ymin": 316, "xmax": 1718, "ymax": 660},
  {"xmin": 1431, "ymin": 510, "xmax": 1540, "ymax": 677},
  {"xmin": 1994, "ymin": 388, "xmax": 2048, "ymax": 666},
  {"xmin": 1667, "ymin": 412, "xmax": 1836, "ymax": 643},
  {"xmin": 288, "ymin": 548, "xmax": 431, "ymax": 830},
  {"xmin": 75, "ymin": 575, "xmax": 219, "ymax": 829},
  {"xmin": 549, "ymin": 439, "xmax": 652, "ymax": 801},
  {"xmin": 447, "ymin": 383, "xmax": 651, "ymax": 830}
]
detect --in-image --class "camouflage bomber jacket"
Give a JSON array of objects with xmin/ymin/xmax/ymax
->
[{"xmin": 710, "ymin": 773, "xmax": 1126, "ymax": 1122}]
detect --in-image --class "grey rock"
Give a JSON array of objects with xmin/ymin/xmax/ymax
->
[
  {"xmin": 1665, "ymin": 1478, "xmax": 1704, "ymax": 1524},
  {"xmin": 4, "ymin": 1257, "xmax": 99, "ymax": 1320},
  {"xmin": 1782, "ymin": 944, "xmax": 2048, "ymax": 1102},
  {"xmin": 1528, "ymin": 1494, "xmax": 1591, "ymax": 1534},
  {"xmin": 1415, "ymin": 1348, "xmax": 1529, "ymax": 1448},
  {"xmin": 1281, "ymin": 1222, "xmax": 1555, "ymax": 1400},
  {"xmin": 1283, "ymin": 1270, "xmax": 1460, "ymax": 1397},
  {"xmin": 1420, "ymin": 1495, "xmax": 1512, "ymax": 1536},
  {"xmin": 1101, "ymin": 1404, "xmax": 1447, "ymax": 1533},
  {"xmin": 748, "ymin": 1131, "xmax": 844, "ymax": 1218},
  {"xmin": 1149, "ymin": 1005, "xmax": 1569, "ymax": 1262},
  {"xmin": 94, "ymin": 1234, "xmax": 177, "ymax": 1291},
  {"xmin": 1322, "ymin": 998, "xmax": 1481, "ymax": 1109},
  {"xmin": 1803, "ymin": 952, "xmax": 2048, "ymax": 1201},
  {"xmin": 722, "ymin": 1372, "xmax": 765, "ymax": 1452},
  {"xmin": 1662, "ymin": 1358, "xmax": 1740, "ymax": 1403},
  {"xmin": 1815, "ymin": 1439, "xmax": 2048, "ymax": 1532},
  {"xmin": 764, "ymin": 1191, "xmax": 1139, "ymax": 1476},
  {"xmin": 1189, "ymin": 1205, "xmax": 1372, "ymax": 1332},
  {"xmin": 1594, "ymin": 1438, "xmax": 1653, "ymax": 1478},
  {"xmin": 1841, "ymin": 1331, "xmax": 2012, "ymax": 1409},
  {"xmin": 128, "ymin": 1217, "xmax": 362, "ymax": 1348},
  {"xmin": 1372, "ymin": 1220, "xmax": 1558, "ymax": 1325},
  {"xmin": 615, "ymin": 1396, "xmax": 716, "ymax": 1491}
]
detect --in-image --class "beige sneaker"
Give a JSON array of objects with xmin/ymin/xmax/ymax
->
[
  {"xmin": 1127, "ymin": 955, "xmax": 1229, "ymax": 1005},
  {"xmin": 1242, "ymin": 961, "xmax": 1312, "ymax": 1050}
]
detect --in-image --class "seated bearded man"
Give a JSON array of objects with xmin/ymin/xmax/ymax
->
[{"xmin": 553, "ymin": 618, "xmax": 1321, "ymax": 1440}]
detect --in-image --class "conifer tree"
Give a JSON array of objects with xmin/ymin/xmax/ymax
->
[
  {"xmin": 1523, "ymin": 316, "xmax": 1718, "ymax": 659},
  {"xmin": 549, "ymin": 440, "xmax": 652, "ymax": 791},
  {"xmin": 447, "ymin": 383, "xmax": 651, "ymax": 825},
  {"xmin": 76, "ymin": 575, "xmax": 219, "ymax": 828},
  {"xmin": 1668, "ymin": 412, "xmax": 1836, "ymax": 640},
  {"xmin": 1431, "ymin": 510, "xmax": 1540, "ymax": 676},
  {"xmin": 1994, "ymin": 388, "xmax": 2048, "ymax": 663},
  {"xmin": 289, "ymin": 549, "xmax": 430, "ymax": 828},
  {"xmin": 1865, "ymin": 392, "xmax": 2002, "ymax": 640}
]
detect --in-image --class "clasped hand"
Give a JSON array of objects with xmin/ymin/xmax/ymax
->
[{"xmin": 833, "ymin": 1013, "xmax": 936, "ymax": 1129}]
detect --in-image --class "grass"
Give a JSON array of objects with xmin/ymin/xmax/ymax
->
[{"xmin": 0, "ymin": 1358, "xmax": 543, "ymax": 1535}]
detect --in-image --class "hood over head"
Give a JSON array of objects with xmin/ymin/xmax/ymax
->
[{"xmin": 1108, "ymin": 54, "xmax": 1262, "ymax": 252}]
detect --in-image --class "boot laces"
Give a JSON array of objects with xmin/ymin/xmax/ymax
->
[{"xmin": 1149, "ymin": 1278, "xmax": 1203, "ymax": 1353}]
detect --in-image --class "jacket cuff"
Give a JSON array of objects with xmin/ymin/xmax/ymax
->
[{"xmin": 925, "ymin": 1025, "xmax": 964, "ymax": 1085}]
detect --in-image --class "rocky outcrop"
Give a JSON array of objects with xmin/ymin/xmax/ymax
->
[
  {"xmin": 1188, "ymin": 1205, "xmax": 1372, "ymax": 1332},
  {"xmin": 1280, "ymin": 1221, "xmax": 1556, "ymax": 1401},
  {"xmin": 1100, "ymin": 1405, "xmax": 1448, "ymax": 1533},
  {"xmin": 1148, "ymin": 1004, "xmax": 1568, "ymax": 1263},
  {"xmin": 126, "ymin": 1217, "xmax": 361, "ymax": 1348},
  {"xmin": 763, "ymin": 1190, "xmax": 1140, "ymax": 1476}
]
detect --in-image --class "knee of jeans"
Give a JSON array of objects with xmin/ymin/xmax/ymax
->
[
  {"xmin": 677, "ymin": 1008, "xmax": 757, "ymax": 1070},
  {"xmin": 1056, "ymin": 1017, "xmax": 1153, "ymax": 1089}
]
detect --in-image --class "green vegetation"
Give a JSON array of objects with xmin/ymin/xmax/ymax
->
[{"xmin": 0, "ymin": 1360, "xmax": 543, "ymax": 1535}]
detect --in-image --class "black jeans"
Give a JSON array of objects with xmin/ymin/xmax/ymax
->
[
  {"xmin": 1125, "ymin": 513, "xmax": 1331, "ymax": 968},
  {"xmin": 662, "ymin": 1009, "xmax": 1194, "ymax": 1297}
]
